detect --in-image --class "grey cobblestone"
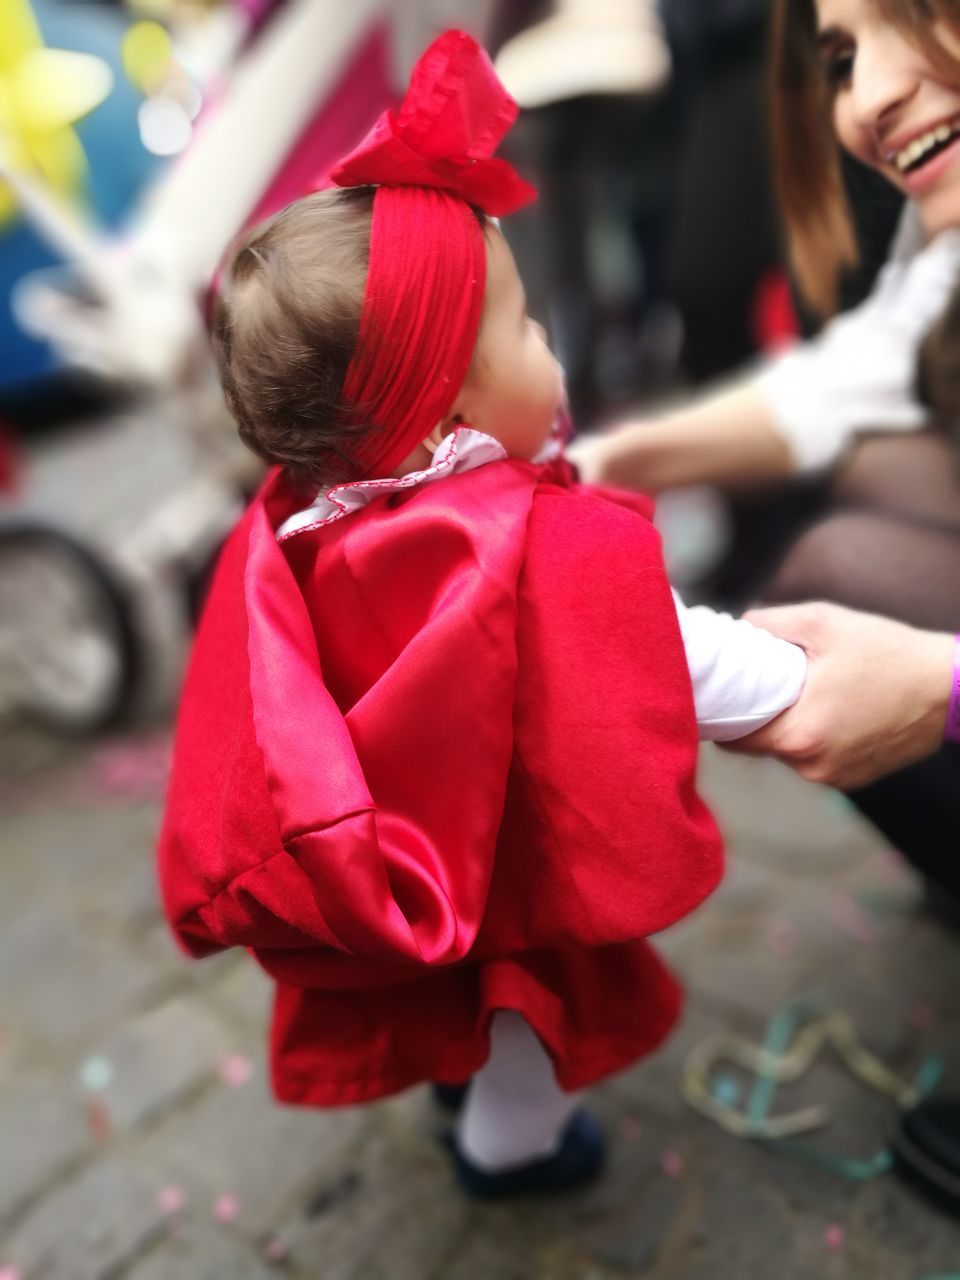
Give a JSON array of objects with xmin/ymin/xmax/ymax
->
[
  {"xmin": 3, "ymin": 729, "xmax": 960, "ymax": 1278},
  {"xmin": 275, "ymin": 1127, "xmax": 470, "ymax": 1280},
  {"xmin": 0, "ymin": 1156, "xmax": 168, "ymax": 1280},
  {"xmin": 3, "ymin": 909, "xmax": 162, "ymax": 1049},
  {"xmin": 91, "ymin": 996, "xmax": 235, "ymax": 1131},
  {"xmin": 0, "ymin": 1080, "xmax": 91, "ymax": 1223},
  {"xmin": 124, "ymin": 1223, "xmax": 279, "ymax": 1280},
  {"xmin": 137, "ymin": 1065, "xmax": 369, "ymax": 1238},
  {"xmin": 205, "ymin": 955, "xmax": 274, "ymax": 1030}
]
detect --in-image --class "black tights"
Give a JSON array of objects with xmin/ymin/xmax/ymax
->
[{"xmin": 763, "ymin": 433, "xmax": 960, "ymax": 894}]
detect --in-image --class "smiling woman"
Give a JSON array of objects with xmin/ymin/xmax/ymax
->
[
  {"xmin": 774, "ymin": 0, "xmax": 960, "ymax": 314},
  {"xmin": 568, "ymin": 0, "xmax": 960, "ymax": 903}
]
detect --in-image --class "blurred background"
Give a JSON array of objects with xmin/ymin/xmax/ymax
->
[
  {"xmin": 2, "ymin": 5, "xmax": 957, "ymax": 1278},
  {"xmin": 0, "ymin": 0, "xmax": 811, "ymax": 740}
]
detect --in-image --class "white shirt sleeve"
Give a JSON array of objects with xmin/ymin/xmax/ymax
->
[
  {"xmin": 754, "ymin": 208, "xmax": 960, "ymax": 472},
  {"xmin": 674, "ymin": 591, "xmax": 807, "ymax": 742}
]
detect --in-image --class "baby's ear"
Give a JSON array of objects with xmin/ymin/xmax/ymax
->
[{"xmin": 421, "ymin": 417, "xmax": 460, "ymax": 454}]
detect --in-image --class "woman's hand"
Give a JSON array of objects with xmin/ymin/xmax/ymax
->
[{"xmin": 728, "ymin": 602, "xmax": 954, "ymax": 789}]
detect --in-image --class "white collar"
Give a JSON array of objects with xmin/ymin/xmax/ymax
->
[{"xmin": 277, "ymin": 426, "xmax": 563, "ymax": 542}]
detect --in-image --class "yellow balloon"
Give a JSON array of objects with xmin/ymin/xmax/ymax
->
[
  {"xmin": 0, "ymin": 0, "xmax": 114, "ymax": 224},
  {"xmin": 0, "ymin": 0, "xmax": 43, "ymax": 77},
  {"xmin": 13, "ymin": 49, "xmax": 114, "ymax": 133},
  {"xmin": 121, "ymin": 19, "xmax": 173, "ymax": 95}
]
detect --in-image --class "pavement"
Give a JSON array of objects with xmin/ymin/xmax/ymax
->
[{"xmin": 2, "ymin": 717, "xmax": 960, "ymax": 1280}]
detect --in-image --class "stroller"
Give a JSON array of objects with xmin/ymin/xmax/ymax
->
[{"xmin": 0, "ymin": 0, "xmax": 474, "ymax": 735}]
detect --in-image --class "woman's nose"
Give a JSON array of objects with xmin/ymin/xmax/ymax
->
[{"xmin": 850, "ymin": 28, "xmax": 920, "ymax": 135}]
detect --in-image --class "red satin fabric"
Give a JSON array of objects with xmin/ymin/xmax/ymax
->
[
  {"xmin": 326, "ymin": 30, "xmax": 537, "ymax": 478},
  {"xmin": 157, "ymin": 457, "xmax": 724, "ymax": 1105}
]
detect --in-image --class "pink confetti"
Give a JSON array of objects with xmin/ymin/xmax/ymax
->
[
  {"xmin": 0, "ymin": 1267, "xmax": 21, "ymax": 1280},
  {"xmin": 768, "ymin": 920, "xmax": 799, "ymax": 959},
  {"xmin": 827, "ymin": 893, "xmax": 878, "ymax": 946},
  {"xmin": 87, "ymin": 1099, "xmax": 112, "ymax": 1141},
  {"xmin": 214, "ymin": 1193, "xmax": 239, "ymax": 1223},
  {"xmin": 218, "ymin": 1055, "xmax": 253, "ymax": 1087},
  {"xmin": 87, "ymin": 734, "xmax": 172, "ymax": 802},
  {"xmin": 262, "ymin": 1237, "xmax": 288, "ymax": 1263},
  {"xmin": 661, "ymin": 1149, "xmax": 683, "ymax": 1179},
  {"xmin": 908, "ymin": 1001, "xmax": 936, "ymax": 1032},
  {"xmin": 824, "ymin": 1224, "xmax": 845, "ymax": 1251},
  {"xmin": 879, "ymin": 849, "xmax": 909, "ymax": 883},
  {"xmin": 158, "ymin": 1186, "xmax": 185, "ymax": 1216}
]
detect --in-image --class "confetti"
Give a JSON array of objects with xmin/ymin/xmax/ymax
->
[
  {"xmin": 87, "ymin": 1099, "xmax": 112, "ymax": 1141},
  {"xmin": 262, "ymin": 1237, "xmax": 288, "ymax": 1263},
  {"xmin": 827, "ymin": 894, "xmax": 878, "ymax": 946},
  {"xmin": 88, "ymin": 734, "xmax": 172, "ymax": 803},
  {"xmin": 218, "ymin": 1055, "xmax": 253, "ymax": 1087},
  {"xmin": 908, "ymin": 1002, "xmax": 937, "ymax": 1032},
  {"xmin": 79, "ymin": 1055, "xmax": 114, "ymax": 1092},
  {"xmin": 0, "ymin": 1267, "xmax": 21, "ymax": 1280},
  {"xmin": 158, "ymin": 1186, "xmax": 185, "ymax": 1216},
  {"xmin": 878, "ymin": 849, "xmax": 910, "ymax": 884},
  {"xmin": 824, "ymin": 1224, "xmax": 845, "ymax": 1251},
  {"xmin": 768, "ymin": 920, "xmax": 799, "ymax": 959},
  {"xmin": 660, "ymin": 1149, "xmax": 683, "ymax": 1179},
  {"xmin": 214, "ymin": 1193, "xmax": 239, "ymax": 1223}
]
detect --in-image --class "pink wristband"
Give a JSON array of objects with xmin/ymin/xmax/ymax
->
[{"xmin": 948, "ymin": 635, "xmax": 960, "ymax": 744}]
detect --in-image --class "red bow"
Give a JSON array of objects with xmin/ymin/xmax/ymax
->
[{"xmin": 329, "ymin": 30, "xmax": 536, "ymax": 216}]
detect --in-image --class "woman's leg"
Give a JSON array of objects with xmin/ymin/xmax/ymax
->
[
  {"xmin": 833, "ymin": 431, "xmax": 960, "ymax": 528},
  {"xmin": 849, "ymin": 746, "xmax": 960, "ymax": 896},
  {"xmin": 766, "ymin": 431, "xmax": 960, "ymax": 626},
  {"xmin": 763, "ymin": 508, "xmax": 960, "ymax": 630},
  {"xmin": 762, "ymin": 433, "xmax": 960, "ymax": 889}
]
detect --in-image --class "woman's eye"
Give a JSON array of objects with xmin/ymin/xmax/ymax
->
[{"xmin": 823, "ymin": 50, "xmax": 854, "ymax": 88}]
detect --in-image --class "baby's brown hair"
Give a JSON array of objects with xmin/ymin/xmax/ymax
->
[{"xmin": 211, "ymin": 187, "xmax": 375, "ymax": 491}]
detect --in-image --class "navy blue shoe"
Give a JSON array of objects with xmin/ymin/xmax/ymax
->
[
  {"xmin": 431, "ymin": 1081, "xmax": 471, "ymax": 1113},
  {"xmin": 445, "ymin": 1109, "xmax": 606, "ymax": 1200}
]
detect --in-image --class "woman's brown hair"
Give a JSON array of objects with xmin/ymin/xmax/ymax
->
[{"xmin": 771, "ymin": 0, "xmax": 960, "ymax": 315}]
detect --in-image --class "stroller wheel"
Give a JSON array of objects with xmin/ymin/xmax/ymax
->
[{"xmin": 0, "ymin": 523, "xmax": 140, "ymax": 736}]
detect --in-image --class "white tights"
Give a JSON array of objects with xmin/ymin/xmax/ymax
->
[{"xmin": 456, "ymin": 1011, "xmax": 581, "ymax": 1171}]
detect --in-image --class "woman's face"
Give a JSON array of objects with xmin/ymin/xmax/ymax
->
[{"xmin": 817, "ymin": 0, "xmax": 960, "ymax": 236}]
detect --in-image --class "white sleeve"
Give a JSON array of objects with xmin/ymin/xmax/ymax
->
[
  {"xmin": 674, "ymin": 591, "xmax": 807, "ymax": 742},
  {"xmin": 754, "ymin": 220, "xmax": 960, "ymax": 472}
]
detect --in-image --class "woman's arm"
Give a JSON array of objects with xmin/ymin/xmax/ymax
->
[
  {"xmin": 728, "ymin": 602, "xmax": 955, "ymax": 789},
  {"xmin": 568, "ymin": 380, "xmax": 794, "ymax": 493},
  {"xmin": 570, "ymin": 227, "xmax": 960, "ymax": 494}
]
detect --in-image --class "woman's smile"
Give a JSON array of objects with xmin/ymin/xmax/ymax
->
[{"xmin": 818, "ymin": 0, "xmax": 960, "ymax": 234}]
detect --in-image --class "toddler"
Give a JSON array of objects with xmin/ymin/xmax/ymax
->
[{"xmin": 158, "ymin": 31, "xmax": 806, "ymax": 1198}]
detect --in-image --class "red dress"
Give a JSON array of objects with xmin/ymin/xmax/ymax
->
[{"xmin": 157, "ymin": 451, "xmax": 723, "ymax": 1106}]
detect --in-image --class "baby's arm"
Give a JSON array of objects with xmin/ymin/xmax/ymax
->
[{"xmin": 673, "ymin": 592, "xmax": 807, "ymax": 741}]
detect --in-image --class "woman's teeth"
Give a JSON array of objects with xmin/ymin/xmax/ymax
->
[{"xmin": 894, "ymin": 120, "xmax": 960, "ymax": 173}]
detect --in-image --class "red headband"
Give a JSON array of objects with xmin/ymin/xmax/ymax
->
[{"xmin": 324, "ymin": 30, "xmax": 536, "ymax": 478}]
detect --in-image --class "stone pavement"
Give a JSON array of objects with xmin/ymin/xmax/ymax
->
[{"xmin": 1, "ymin": 725, "xmax": 959, "ymax": 1280}]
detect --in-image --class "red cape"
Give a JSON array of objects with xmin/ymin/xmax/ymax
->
[{"xmin": 158, "ymin": 455, "xmax": 723, "ymax": 1104}]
